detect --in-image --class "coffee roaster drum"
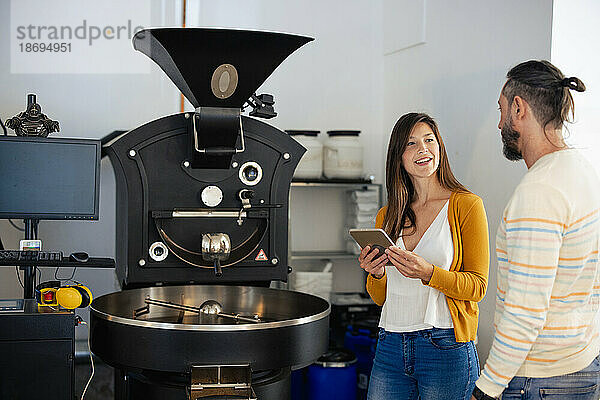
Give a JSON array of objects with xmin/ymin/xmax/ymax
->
[{"xmin": 90, "ymin": 285, "xmax": 330, "ymax": 372}]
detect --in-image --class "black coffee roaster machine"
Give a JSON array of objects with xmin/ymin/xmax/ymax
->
[{"xmin": 91, "ymin": 28, "xmax": 330, "ymax": 400}]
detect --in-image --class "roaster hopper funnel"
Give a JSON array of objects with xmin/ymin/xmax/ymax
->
[{"xmin": 132, "ymin": 28, "xmax": 313, "ymax": 108}]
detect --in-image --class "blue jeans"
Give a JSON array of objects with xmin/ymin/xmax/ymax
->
[
  {"xmin": 367, "ymin": 328, "xmax": 479, "ymax": 400},
  {"xmin": 501, "ymin": 354, "xmax": 600, "ymax": 400}
]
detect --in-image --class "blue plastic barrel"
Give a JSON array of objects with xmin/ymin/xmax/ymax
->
[
  {"xmin": 308, "ymin": 349, "xmax": 357, "ymax": 400},
  {"xmin": 344, "ymin": 319, "xmax": 378, "ymax": 399},
  {"xmin": 291, "ymin": 367, "xmax": 308, "ymax": 400}
]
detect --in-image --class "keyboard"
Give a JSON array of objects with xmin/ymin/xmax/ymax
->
[
  {"xmin": 0, "ymin": 250, "xmax": 63, "ymax": 262},
  {"xmin": 0, "ymin": 250, "xmax": 115, "ymax": 268}
]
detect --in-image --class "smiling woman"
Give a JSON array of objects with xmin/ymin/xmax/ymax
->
[
  {"xmin": 383, "ymin": 113, "xmax": 466, "ymax": 240},
  {"xmin": 402, "ymin": 123, "xmax": 440, "ymax": 181},
  {"xmin": 358, "ymin": 112, "xmax": 490, "ymax": 400}
]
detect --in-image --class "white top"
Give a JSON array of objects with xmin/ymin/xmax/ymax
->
[{"xmin": 379, "ymin": 201, "xmax": 454, "ymax": 332}]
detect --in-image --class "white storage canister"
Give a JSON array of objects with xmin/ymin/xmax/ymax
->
[
  {"xmin": 323, "ymin": 130, "xmax": 363, "ymax": 179},
  {"xmin": 286, "ymin": 130, "xmax": 323, "ymax": 179}
]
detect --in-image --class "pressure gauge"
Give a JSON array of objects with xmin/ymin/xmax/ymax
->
[{"xmin": 201, "ymin": 185, "xmax": 223, "ymax": 207}]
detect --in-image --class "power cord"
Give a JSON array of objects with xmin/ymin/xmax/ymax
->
[
  {"xmin": 78, "ymin": 319, "xmax": 95, "ymax": 400},
  {"xmin": 15, "ymin": 267, "xmax": 24, "ymax": 288},
  {"xmin": 8, "ymin": 219, "xmax": 25, "ymax": 232},
  {"xmin": 14, "ymin": 266, "xmax": 40, "ymax": 289},
  {"xmin": 55, "ymin": 266, "xmax": 77, "ymax": 283}
]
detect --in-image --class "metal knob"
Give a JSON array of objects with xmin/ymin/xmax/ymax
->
[
  {"xmin": 199, "ymin": 300, "xmax": 223, "ymax": 315},
  {"xmin": 201, "ymin": 233, "xmax": 231, "ymax": 277}
]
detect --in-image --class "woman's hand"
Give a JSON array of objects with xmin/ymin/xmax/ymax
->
[
  {"xmin": 385, "ymin": 246, "xmax": 434, "ymax": 282},
  {"xmin": 358, "ymin": 245, "xmax": 388, "ymax": 278}
]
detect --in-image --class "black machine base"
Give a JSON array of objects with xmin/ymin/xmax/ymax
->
[
  {"xmin": 115, "ymin": 367, "xmax": 291, "ymax": 400},
  {"xmin": 0, "ymin": 300, "xmax": 76, "ymax": 399}
]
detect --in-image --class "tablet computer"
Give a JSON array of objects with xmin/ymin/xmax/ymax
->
[{"xmin": 348, "ymin": 228, "xmax": 395, "ymax": 250}]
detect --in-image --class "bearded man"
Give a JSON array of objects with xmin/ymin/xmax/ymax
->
[{"xmin": 471, "ymin": 60, "xmax": 600, "ymax": 400}]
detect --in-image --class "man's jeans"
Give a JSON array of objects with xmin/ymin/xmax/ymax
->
[
  {"xmin": 501, "ymin": 354, "xmax": 600, "ymax": 400},
  {"xmin": 367, "ymin": 328, "xmax": 479, "ymax": 400}
]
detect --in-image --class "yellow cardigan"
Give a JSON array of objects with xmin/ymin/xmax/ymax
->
[{"xmin": 366, "ymin": 190, "xmax": 489, "ymax": 342}]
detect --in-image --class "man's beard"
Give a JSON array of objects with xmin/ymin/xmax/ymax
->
[{"xmin": 501, "ymin": 116, "xmax": 522, "ymax": 161}]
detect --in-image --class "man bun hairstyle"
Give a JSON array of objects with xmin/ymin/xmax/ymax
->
[{"xmin": 502, "ymin": 60, "xmax": 585, "ymax": 131}]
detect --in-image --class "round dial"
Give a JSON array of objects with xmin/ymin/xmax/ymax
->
[{"xmin": 201, "ymin": 185, "xmax": 223, "ymax": 207}]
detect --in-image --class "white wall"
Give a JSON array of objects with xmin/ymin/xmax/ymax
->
[
  {"xmin": 381, "ymin": 0, "xmax": 553, "ymax": 361},
  {"xmin": 188, "ymin": 0, "xmax": 385, "ymax": 171},
  {"xmin": 0, "ymin": 1, "xmax": 182, "ymax": 311},
  {"xmin": 552, "ymin": 0, "xmax": 600, "ymax": 173}
]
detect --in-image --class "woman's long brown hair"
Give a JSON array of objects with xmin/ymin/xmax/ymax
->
[{"xmin": 382, "ymin": 113, "xmax": 466, "ymax": 241}]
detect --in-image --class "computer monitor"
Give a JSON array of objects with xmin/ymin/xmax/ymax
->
[{"xmin": 0, "ymin": 137, "xmax": 101, "ymax": 220}]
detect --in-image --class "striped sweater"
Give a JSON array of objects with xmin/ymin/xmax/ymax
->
[{"xmin": 476, "ymin": 149, "xmax": 600, "ymax": 397}]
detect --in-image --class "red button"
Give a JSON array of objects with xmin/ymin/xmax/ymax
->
[{"xmin": 43, "ymin": 291, "xmax": 54, "ymax": 303}]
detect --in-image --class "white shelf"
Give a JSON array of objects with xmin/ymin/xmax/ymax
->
[
  {"xmin": 291, "ymin": 182, "xmax": 378, "ymax": 189},
  {"xmin": 290, "ymin": 251, "xmax": 359, "ymax": 261},
  {"xmin": 288, "ymin": 181, "xmax": 381, "ymax": 293}
]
